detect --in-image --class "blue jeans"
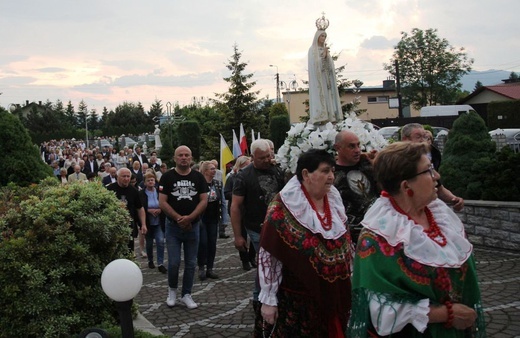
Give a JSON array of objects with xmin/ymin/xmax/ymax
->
[
  {"xmin": 145, "ymin": 224, "xmax": 165, "ymax": 265},
  {"xmin": 246, "ymin": 228, "xmax": 261, "ymax": 301},
  {"xmin": 198, "ymin": 218, "xmax": 218, "ymax": 270},
  {"xmin": 165, "ymin": 218, "xmax": 200, "ymax": 296}
]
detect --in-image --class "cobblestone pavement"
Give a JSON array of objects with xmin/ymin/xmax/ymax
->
[{"xmin": 134, "ymin": 236, "xmax": 520, "ymax": 337}]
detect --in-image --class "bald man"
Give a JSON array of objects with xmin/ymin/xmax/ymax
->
[
  {"xmin": 159, "ymin": 145, "xmax": 208, "ymax": 310},
  {"xmin": 333, "ymin": 130, "xmax": 379, "ymax": 243},
  {"xmin": 102, "ymin": 166, "xmax": 117, "ymax": 186}
]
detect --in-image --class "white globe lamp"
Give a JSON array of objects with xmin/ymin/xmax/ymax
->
[
  {"xmin": 101, "ymin": 259, "xmax": 143, "ymax": 338},
  {"xmin": 101, "ymin": 259, "xmax": 142, "ymax": 301}
]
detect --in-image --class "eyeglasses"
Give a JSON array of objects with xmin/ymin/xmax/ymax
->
[
  {"xmin": 410, "ymin": 133, "xmax": 428, "ymax": 141},
  {"xmin": 407, "ymin": 163, "xmax": 435, "ymax": 179}
]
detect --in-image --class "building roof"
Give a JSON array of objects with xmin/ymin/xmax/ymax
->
[
  {"xmin": 485, "ymin": 82, "xmax": 520, "ymax": 99},
  {"xmin": 460, "ymin": 82, "xmax": 520, "ymax": 103}
]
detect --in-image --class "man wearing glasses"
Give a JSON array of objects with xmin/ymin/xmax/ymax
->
[{"xmin": 401, "ymin": 123, "xmax": 464, "ymax": 211}]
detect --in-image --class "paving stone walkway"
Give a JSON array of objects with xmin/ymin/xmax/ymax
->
[{"xmin": 134, "ymin": 237, "xmax": 520, "ymax": 337}]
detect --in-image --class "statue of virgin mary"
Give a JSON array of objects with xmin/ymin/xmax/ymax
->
[{"xmin": 308, "ymin": 14, "xmax": 343, "ymax": 125}]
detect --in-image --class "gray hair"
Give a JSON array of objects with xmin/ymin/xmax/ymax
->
[
  {"xmin": 401, "ymin": 123, "xmax": 423, "ymax": 139},
  {"xmin": 250, "ymin": 139, "xmax": 270, "ymax": 154},
  {"xmin": 117, "ymin": 167, "xmax": 131, "ymax": 176}
]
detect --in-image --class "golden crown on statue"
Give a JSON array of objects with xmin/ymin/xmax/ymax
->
[{"xmin": 315, "ymin": 12, "xmax": 329, "ymax": 31}]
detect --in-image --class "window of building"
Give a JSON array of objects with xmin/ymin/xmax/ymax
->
[{"xmin": 368, "ymin": 96, "xmax": 389, "ymax": 103}]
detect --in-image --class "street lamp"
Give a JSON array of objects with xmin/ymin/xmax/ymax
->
[
  {"xmin": 101, "ymin": 259, "xmax": 143, "ymax": 338},
  {"xmin": 354, "ymin": 79, "xmax": 363, "ymax": 105},
  {"xmin": 280, "ymin": 77, "xmax": 298, "ymax": 92},
  {"xmin": 86, "ymin": 117, "xmax": 89, "ymax": 149},
  {"xmin": 269, "ymin": 65, "xmax": 280, "ymax": 103}
]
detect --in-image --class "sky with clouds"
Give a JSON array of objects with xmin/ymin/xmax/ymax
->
[{"xmin": 1, "ymin": 0, "xmax": 519, "ymax": 112}]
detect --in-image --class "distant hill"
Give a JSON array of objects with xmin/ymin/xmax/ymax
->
[{"xmin": 461, "ymin": 70, "xmax": 514, "ymax": 92}]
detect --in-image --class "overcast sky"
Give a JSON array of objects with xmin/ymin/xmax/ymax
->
[{"xmin": 1, "ymin": 0, "xmax": 519, "ymax": 112}]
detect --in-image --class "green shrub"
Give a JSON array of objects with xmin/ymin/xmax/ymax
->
[
  {"xmin": 441, "ymin": 111, "xmax": 520, "ymax": 201},
  {"xmin": 0, "ymin": 178, "xmax": 132, "ymax": 337},
  {"xmin": 479, "ymin": 147, "xmax": 520, "ymax": 201},
  {"xmin": 0, "ymin": 111, "xmax": 53, "ymax": 186},
  {"xmin": 269, "ymin": 114, "xmax": 291, "ymax": 151},
  {"xmin": 177, "ymin": 120, "xmax": 201, "ymax": 161}
]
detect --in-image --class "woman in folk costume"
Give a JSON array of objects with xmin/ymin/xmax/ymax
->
[
  {"xmin": 349, "ymin": 142, "xmax": 486, "ymax": 337},
  {"xmin": 308, "ymin": 14, "xmax": 343, "ymax": 125},
  {"xmin": 258, "ymin": 149, "xmax": 353, "ymax": 337}
]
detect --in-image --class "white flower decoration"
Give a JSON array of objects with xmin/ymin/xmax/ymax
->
[{"xmin": 276, "ymin": 112, "xmax": 387, "ymax": 173}]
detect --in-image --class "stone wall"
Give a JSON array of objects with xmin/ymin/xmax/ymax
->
[{"xmin": 456, "ymin": 200, "xmax": 520, "ymax": 251}]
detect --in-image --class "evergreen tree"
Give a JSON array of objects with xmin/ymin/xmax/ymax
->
[
  {"xmin": 77, "ymin": 100, "xmax": 88, "ymax": 130},
  {"xmin": 53, "ymin": 99, "xmax": 65, "ymax": 115},
  {"xmin": 440, "ymin": 111, "xmax": 496, "ymax": 199},
  {"xmin": 214, "ymin": 44, "xmax": 264, "ymax": 143},
  {"xmin": 88, "ymin": 108, "xmax": 99, "ymax": 131},
  {"xmin": 149, "ymin": 99, "xmax": 163, "ymax": 124},
  {"xmin": 100, "ymin": 107, "xmax": 110, "ymax": 134},
  {"xmin": 0, "ymin": 109, "xmax": 53, "ymax": 186},
  {"xmin": 65, "ymin": 101, "xmax": 76, "ymax": 129},
  {"xmin": 474, "ymin": 80, "xmax": 483, "ymax": 91}
]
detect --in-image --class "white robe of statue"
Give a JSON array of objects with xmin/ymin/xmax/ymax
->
[
  {"xmin": 154, "ymin": 125, "xmax": 162, "ymax": 149},
  {"xmin": 308, "ymin": 30, "xmax": 342, "ymax": 125}
]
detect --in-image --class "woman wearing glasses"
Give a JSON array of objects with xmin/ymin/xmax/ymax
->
[
  {"xmin": 401, "ymin": 123, "xmax": 464, "ymax": 211},
  {"xmin": 349, "ymin": 142, "xmax": 486, "ymax": 337}
]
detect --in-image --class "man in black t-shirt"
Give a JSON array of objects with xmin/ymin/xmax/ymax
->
[
  {"xmin": 107, "ymin": 167, "xmax": 147, "ymax": 253},
  {"xmin": 159, "ymin": 145, "xmax": 208, "ymax": 310},
  {"xmin": 231, "ymin": 139, "xmax": 285, "ymax": 314},
  {"xmin": 334, "ymin": 131, "xmax": 379, "ymax": 244}
]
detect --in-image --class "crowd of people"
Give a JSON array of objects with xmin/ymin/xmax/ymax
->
[
  {"xmin": 42, "ymin": 139, "xmax": 167, "ymax": 261},
  {"xmin": 41, "ymin": 124, "xmax": 486, "ymax": 336}
]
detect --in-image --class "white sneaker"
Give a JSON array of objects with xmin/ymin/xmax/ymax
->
[
  {"xmin": 180, "ymin": 294, "xmax": 198, "ymax": 309},
  {"xmin": 166, "ymin": 288, "xmax": 176, "ymax": 307}
]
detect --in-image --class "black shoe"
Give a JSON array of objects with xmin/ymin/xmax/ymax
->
[
  {"xmin": 206, "ymin": 270, "xmax": 219, "ymax": 279},
  {"xmin": 242, "ymin": 261, "xmax": 252, "ymax": 271},
  {"xmin": 148, "ymin": 262, "xmax": 155, "ymax": 269},
  {"xmin": 250, "ymin": 260, "xmax": 257, "ymax": 269},
  {"xmin": 158, "ymin": 265, "xmax": 167, "ymax": 274},
  {"xmin": 219, "ymin": 234, "xmax": 230, "ymax": 239},
  {"xmin": 199, "ymin": 269, "xmax": 207, "ymax": 281}
]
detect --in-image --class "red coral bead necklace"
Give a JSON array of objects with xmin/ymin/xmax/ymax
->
[
  {"xmin": 301, "ymin": 183, "xmax": 332, "ymax": 231},
  {"xmin": 382, "ymin": 191, "xmax": 447, "ymax": 247}
]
